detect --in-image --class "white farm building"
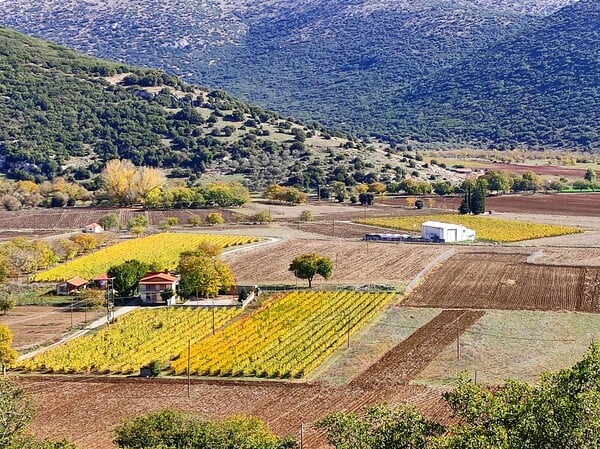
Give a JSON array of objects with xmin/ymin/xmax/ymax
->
[{"xmin": 421, "ymin": 221, "xmax": 476, "ymax": 243}]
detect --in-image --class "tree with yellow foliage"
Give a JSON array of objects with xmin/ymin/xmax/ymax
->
[
  {"xmin": 132, "ymin": 166, "xmax": 166, "ymax": 205},
  {"xmin": 0, "ymin": 324, "xmax": 17, "ymax": 375},
  {"xmin": 102, "ymin": 159, "xmax": 137, "ymax": 205}
]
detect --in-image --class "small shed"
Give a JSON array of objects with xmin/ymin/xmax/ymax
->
[
  {"xmin": 56, "ymin": 277, "xmax": 88, "ymax": 295},
  {"xmin": 83, "ymin": 223, "xmax": 103, "ymax": 233},
  {"xmin": 421, "ymin": 221, "xmax": 475, "ymax": 243}
]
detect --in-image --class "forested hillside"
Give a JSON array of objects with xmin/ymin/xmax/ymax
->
[
  {"xmin": 1, "ymin": 0, "xmax": 594, "ymax": 150},
  {"xmin": 392, "ymin": 0, "xmax": 600, "ymax": 150},
  {"xmin": 0, "ymin": 27, "xmax": 449, "ymax": 190}
]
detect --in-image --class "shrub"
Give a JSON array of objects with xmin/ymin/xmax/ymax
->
[
  {"xmin": 299, "ymin": 210, "xmax": 314, "ymax": 222},
  {"xmin": 206, "ymin": 212, "xmax": 224, "ymax": 225},
  {"xmin": 187, "ymin": 215, "xmax": 201, "ymax": 226},
  {"xmin": 252, "ymin": 211, "xmax": 272, "ymax": 224},
  {"xmin": 147, "ymin": 360, "xmax": 161, "ymax": 377}
]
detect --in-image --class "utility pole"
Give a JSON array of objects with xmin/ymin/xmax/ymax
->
[
  {"xmin": 456, "ymin": 328, "xmax": 460, "ymax": 360},
  {"xmin": 187, "ymin": 339, "xmax": 191, "ymax": 399},
  {"xmin": 300, "ymin": 423, "xmax": 304, "ymax": 449}
]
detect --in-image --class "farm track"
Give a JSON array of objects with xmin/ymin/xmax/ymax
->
[
  {"xmin": 405, "ymin": 252, "xmax": 600, "ymax": 312},
  {"xmin": 350, "ymin": 309, "xmax": 485, "ymax": 389}
]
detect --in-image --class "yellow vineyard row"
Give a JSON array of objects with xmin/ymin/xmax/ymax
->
[
  {"xmin": 171, "ymin": 291, "xmax": 397, "ymax": 378},
  {"xmin": 20, "ymin": 307, "xmax": 242, "ymax": 374},
  {"xmin": 33, "ymin": 233, "xmax": 259, "ymax": 281},
  {"xmin": 356, "ymin": 214, "xmax": 582, "ymax": 242}
]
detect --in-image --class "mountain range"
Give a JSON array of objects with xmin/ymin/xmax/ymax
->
[{"xmin": 0, "ymin": 0, "xmax": 598, "ymax": 149}]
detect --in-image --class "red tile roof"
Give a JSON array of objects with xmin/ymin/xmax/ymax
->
[
  {"xmin": 65, "ymin": 277, "xmax": 88, "ymax": 287},
  {"xmin": 139, "ymin": 272, "xmax": 179, "ymax": 284},
  {"xmin": 93, "ymin": 273, "xmax": 109, "ymax": 281}
]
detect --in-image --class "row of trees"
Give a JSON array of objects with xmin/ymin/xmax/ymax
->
[{"xmin": 101, "ymin": 160, "xmax": 250, "ymax": 208}]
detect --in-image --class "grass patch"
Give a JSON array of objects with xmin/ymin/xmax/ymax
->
[{"xmin": 413, "ymin": 310, "xmax": 600, "ymax": 386}]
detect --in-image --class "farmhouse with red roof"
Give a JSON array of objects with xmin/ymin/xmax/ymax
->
[{"xmin": 139, "ymin": 271, "xmax": 180, "ymax": 305}]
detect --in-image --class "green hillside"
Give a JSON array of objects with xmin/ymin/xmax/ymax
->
[
  {"xmin": 0, "ymin": 27, "xmax": 450, "ymax": 190},
  {"xmin": 393, "ymin": 0, "xmax": 600, "ymax": 150}
]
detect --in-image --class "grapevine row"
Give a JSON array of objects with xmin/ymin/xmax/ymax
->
[{"xmin": 170, "ymin": 291, "xmax": 397, "ymax": 378}]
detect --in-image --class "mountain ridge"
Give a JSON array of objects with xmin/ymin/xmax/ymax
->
[{"xmin": 0, "ymin": 0, "xmax": 596, "ymax": 149}]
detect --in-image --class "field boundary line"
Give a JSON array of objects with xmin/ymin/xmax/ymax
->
[{"xmin": 405, "ymin": 248, "xmax": 456, "ymax": 294}]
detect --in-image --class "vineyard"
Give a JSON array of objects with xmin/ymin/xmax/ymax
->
[
  {"xmin": 33, "ymin": 233, "xmax": 259, "ymax": 282},
  {"xmin": 355, "ymin": 214, "xmax": 583, "ymax": 242},
  {"xmin": 20, "ymin": 291, "xmax": 397, "ymax": 378},
  {"xmin": 171, "ymin": 291, "xmax": 397, "ymax": 378},
  {"xmin": 405, "ymin": 252, "xmax": 600, "ymax": 312},
  {"xmin": 20, "ymin": 307, "xmax": 242, "ymax": 374}
]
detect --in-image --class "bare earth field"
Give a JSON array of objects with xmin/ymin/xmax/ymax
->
[
  {"xmin": 405, "ymin": 252, "xmax": 600, "ymax": 312},
  {"xmin": 533, "ymin": 248, "xmax": 600, "ymax": 266},
  {"xmin": 350, "ymin": 309, "xmax": 485, "ymax": 389},
  {"xmin": 18, "ymin": 375, "xmax": 450, "ymax": 449},
  {"xmin": 224, "ymin": 239, "xmax": 447, "ymax": 287},
  {"xmin": 429, "ymin": 193, "xmax": 600, "ymax": 217},
  {"xmin": 0, "ymin": 306, "xmax": 103, "ymax": 351}
]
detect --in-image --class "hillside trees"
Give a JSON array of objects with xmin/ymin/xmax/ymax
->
[{"xmin": 289, "ymin": 253, "xmax": 333, "ymax": 288}]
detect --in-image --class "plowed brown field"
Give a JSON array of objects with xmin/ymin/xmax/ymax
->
[
  {"xmin": 18, "ymin": 376, "xmax": 450, "ymax": 449},
  {"xmin": 224, "ymin": 239, "xmax": 447, "ymax": 286},
  {"xmin": 350, "ymin": 309, "xmax": 485, "ymax": 389},
  {"xmin": 428, "ymin": 193, "xmax": 600, "ymax": 217},
  {"xmin": 405, "ymin": 253, "xmax": 600, "ymax": 312}
]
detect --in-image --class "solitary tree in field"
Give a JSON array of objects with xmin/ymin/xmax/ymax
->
[
  {"xmin": 584, "ymin": 168, "xmax": 597, "ymax": 183},
  {"xmin": 289, "ymin": 253, "xmax": 333, "ymax": 288}
]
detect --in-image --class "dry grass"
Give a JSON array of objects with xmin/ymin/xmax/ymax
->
[{"xmin": 414, "ymin": 310, "xmax": 600, "ymax": 386}]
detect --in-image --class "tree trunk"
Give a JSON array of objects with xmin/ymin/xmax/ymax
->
[{"xmin": 308, "ymin": 277, "xmax": 313, "ymax": 288}]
